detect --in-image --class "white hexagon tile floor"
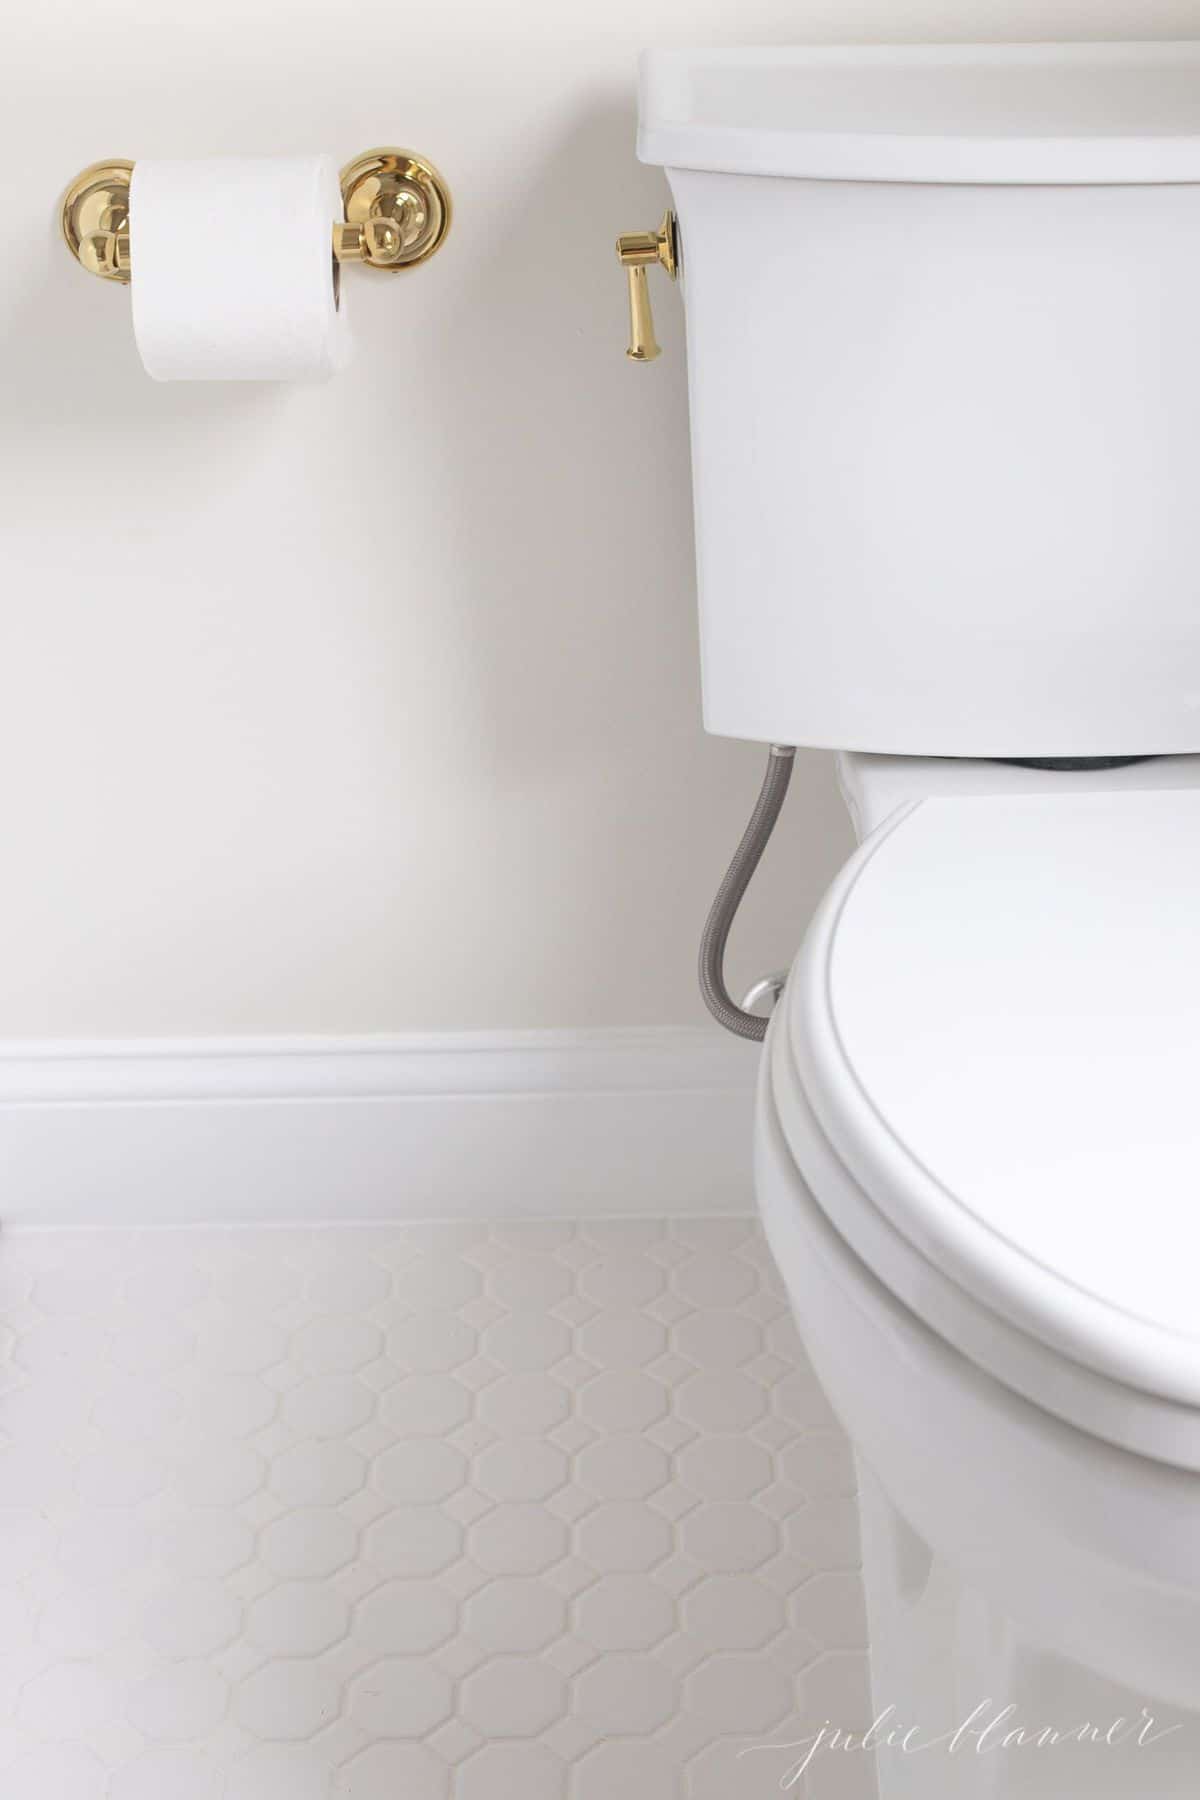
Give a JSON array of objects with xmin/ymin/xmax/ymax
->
[{"xmin": 0, "ymin": 1219, "xmax": 873, "ymax": 1799}]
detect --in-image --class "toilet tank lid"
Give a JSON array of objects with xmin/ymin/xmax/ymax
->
[{"xmin": 638, "ymin": 42, "xmax": 1200, "ymax": 184}]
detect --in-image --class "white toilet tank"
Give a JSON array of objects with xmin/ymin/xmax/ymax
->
[{"xmin": 639, "ymin": 44, "xmax": 1200, "ymax": 756}]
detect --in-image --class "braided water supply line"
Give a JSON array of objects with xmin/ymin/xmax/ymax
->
[{"xmin": 698, "ymin": 745, "xmax": 796, "ymax": 1041}]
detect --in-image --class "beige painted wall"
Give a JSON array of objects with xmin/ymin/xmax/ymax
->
[{"xmin": 1, "ymin": 0, "xmax": 1195, "ymax": 1036}]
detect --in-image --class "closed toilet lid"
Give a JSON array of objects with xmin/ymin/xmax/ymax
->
[{"xmin": 785, "ymin": 787, "xmax": 1200, "ymax": 1412}]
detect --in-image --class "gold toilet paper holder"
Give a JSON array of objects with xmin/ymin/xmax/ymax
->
[{"xmin": 60, "ymin": 148, "xmax": 452, "ymax": 284}]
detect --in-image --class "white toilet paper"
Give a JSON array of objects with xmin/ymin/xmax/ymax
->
[{"xmin": 130, "ymin": 155, "xmax": 350, "ymax": 382}]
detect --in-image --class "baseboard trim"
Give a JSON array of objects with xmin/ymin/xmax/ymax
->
[{"xmin": 0, "ymin": 1029, "xmax": 759, "ymax": 1225}]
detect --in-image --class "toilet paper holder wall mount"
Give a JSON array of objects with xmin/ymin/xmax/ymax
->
[{"xmin": 60, "ymin": 148, "xmax": 452, "ymax": 284}]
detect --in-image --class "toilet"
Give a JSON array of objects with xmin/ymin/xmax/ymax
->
[{"xmin": 634, "ymin": 43, "xmax": 1200, "ymax": 1797}]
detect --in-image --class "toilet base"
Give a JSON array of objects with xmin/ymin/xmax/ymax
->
[{"xmin": 857, "ymin": 1463, "xmax": 1197, "ymax": 1799}]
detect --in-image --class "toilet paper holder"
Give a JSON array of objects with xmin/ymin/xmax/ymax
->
[{"xmin": 60, "ymin": 148, "xmax": 452, "ymax": 284}]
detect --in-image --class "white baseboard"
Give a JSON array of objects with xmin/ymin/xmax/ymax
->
[{"xmin": 0, "ymin": 1029, "xmax": 760, "ymax": 1225}]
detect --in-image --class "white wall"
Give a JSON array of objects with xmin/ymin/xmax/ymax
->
[{"xmin": 2, "ymin": 0, "xmax": 1196, "ymax": 1038}]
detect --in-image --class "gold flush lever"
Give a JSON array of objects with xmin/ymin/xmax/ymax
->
[{"xmin": 615, "ymin": 210, "xmax": 678, "ymax": 362}]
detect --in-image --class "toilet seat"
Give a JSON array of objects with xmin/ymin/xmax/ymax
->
[{"xmin": 771, "ymin": 786, "xmax": 1200, "ymax": 1469}]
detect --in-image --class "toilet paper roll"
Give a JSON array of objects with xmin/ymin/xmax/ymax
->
[{"xmin": 130, "ymin": 155, "xmax": 350, "ymax": 382}]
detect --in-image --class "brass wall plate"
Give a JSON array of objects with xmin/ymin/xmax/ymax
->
[
  {"xmin": 337, "ymin": 149, "xmax": 452, "ymax": 270},
  {"xmin": 60, "ymin": 160, "xmax": 134, "ymax": 283}
]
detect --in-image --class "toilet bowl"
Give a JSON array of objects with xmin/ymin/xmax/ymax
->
[{"xmin": 758, "ymin": 756, "xmax": 1200, "ymax": 1791}]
